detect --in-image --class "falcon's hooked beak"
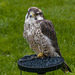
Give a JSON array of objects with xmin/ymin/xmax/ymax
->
[{"xmin": 29, "ymin": 12, "xmax": 34, "ymax": 18}]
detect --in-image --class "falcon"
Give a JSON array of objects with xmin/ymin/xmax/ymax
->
[{"xmin": 23, "ymin": 7, "xmax": 72, "ymax": 73}]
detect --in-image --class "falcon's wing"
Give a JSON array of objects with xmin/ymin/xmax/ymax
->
[{"xmin": 40, "ymin": 20, "xmax": 61, "ymax": 56}]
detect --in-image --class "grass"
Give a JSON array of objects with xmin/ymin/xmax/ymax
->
[{"xmin": 0, "ymin": 0, "xmax": 75, "ymax": 75}]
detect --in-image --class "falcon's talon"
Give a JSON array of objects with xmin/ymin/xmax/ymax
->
[{"xmin": 37, "ymin": 52, "xmax": 44, "ymax": 57}]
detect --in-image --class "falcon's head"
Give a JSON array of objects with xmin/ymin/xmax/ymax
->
[{"xmin": 25, "ymin": 7, "xmax": 44, "ymax": 21}]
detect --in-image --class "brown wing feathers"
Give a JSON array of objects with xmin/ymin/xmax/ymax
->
[{"xmin": 40, "ymin": 20, "xmax": 61, "ymax": 56}]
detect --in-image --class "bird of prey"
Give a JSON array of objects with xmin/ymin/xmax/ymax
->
[{"xmin": 23, "ymin": 7, "xmax": 72, "ymax": 73}]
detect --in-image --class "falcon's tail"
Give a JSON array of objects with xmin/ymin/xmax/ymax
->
[{"xmin": 61, "ymin": 62, "xmax": 72, "ymax": 73}]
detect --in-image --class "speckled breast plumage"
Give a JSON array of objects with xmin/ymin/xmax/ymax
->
[{"xmin": 24, "ymin": 21, "xmax": 48, "ymax": 55}]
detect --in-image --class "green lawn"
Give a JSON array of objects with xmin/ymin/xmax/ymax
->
[{"xmin": 0, "ymin": 0, "xmax": 75, "ymax": 75}]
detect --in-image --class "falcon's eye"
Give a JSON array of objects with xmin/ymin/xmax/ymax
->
[
  {"xmin": 35, "ymin": 13, "xmax": 38, "ymax": 15},
  {"xmin": 39, "ymin": 12, "xmax": 42, "ymax": 15}
]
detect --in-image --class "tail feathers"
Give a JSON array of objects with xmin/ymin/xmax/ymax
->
[{"xmin": 61, "ymin": 62, "xmax": 72, "ymax": 73}]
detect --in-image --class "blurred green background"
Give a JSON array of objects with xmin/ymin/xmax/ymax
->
[{"xmin": 0, "ymin": 0, "xmax": 75, "ymax": 75}]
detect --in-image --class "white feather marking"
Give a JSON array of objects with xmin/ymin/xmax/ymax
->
[
  {"xmin": 25, "ymin": 13, "xmax": 28, "ymax": 20},
  {"xmin": 36, "ymin": 15, "xmax": 44, "ymax": 20},
  {"xmin": 25, "ymin": 17, "xmax": 35, "ymax": 23},
  {"xmin": 28, "ymin": 8, "xmax": 30, "ymax": 11},
  {"xmin": 25, "ymin": 17, "xmax": 36, "ymax": 36}
]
